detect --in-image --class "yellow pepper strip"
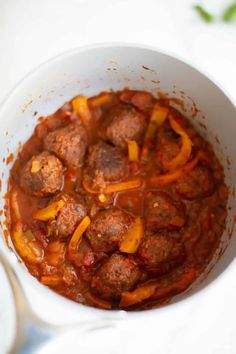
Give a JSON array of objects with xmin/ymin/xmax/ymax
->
[
  {"xmin": 84, "ymin": 291, "xmax": 112, "ymax": 309},
  {"xmin": 31, "ymin": 160, "xmax": 41, "ymax": 173},
  {"xmin": 128, "ymin": 140, "xmax": 139, "ymax": 162},
  {"xmin": 89, "ymin": 93, "xmax": 111, "ymax": 107},
  {"xmin": 104, "ymin": 179, "xmax": 142, "ymax": 194},
  {"xmin": 120, "ymin": 217, "xmax": 144, "ymax": 253},
  {"xmin": 164, "ymin": 116, "xmax": 192, "ymax": 171},
  {"xmin": 12, "ymin": 222, "xmax": 44, "ymax": 264},
  {"xmin": 71, "ymin": 96, "xmax": 92, "ymax": 123},
  {"xmin": 83, "ymin": 177, "xmax": 142, "ymax": 195},
  {"xmin": 68, "ymin": 216, "xmax": 91, "ymax": 254},
  {"xmin": 41, "ymin": 275, "xmax": 62, "ymax": 286},
  {"xmin": 141, "ymin": 104, "xmax": 169, "ymax": 160},
  {"xmin": 33, "ymin": 200, "xmax": 65, "ymax": 221},
  {"xmin": 120, "ymin": 282, "xmax": 158, "ymax": 307},
  {"xmin": 150, "ymin": 150, "xmax": 206, "ymax": 186}
]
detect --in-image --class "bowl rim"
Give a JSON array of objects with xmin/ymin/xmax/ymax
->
[{"xmin": 0, "ymin": 41, "xmax": 235, "ymax": 319}]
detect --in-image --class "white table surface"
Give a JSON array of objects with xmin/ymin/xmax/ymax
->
[{"xmin": 0, "ymin": 0, "xmax": 236, "ymax": 353}]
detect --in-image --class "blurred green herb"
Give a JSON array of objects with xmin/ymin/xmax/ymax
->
[
  {"xmin": 223, "ymin": 3, "xmax": 236, "ymax": 22},
  {"xmin": 193, "ymin": 5, "xmax": 215, "ymax": 22}
]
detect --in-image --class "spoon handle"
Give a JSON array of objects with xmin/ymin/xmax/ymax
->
[{"xmin": 0, "ymin": 252, "xmax": 121, "ymax": 354}]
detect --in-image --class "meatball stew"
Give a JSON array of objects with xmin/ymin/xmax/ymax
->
[{"xmin": 7, "ymin": 90, "xmax": 228, "ymax": 310}]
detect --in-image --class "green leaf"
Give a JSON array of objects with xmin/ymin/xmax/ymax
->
[
  {"xmin": 193, "ymin": 5, "xmax": 215, "ymax": 23},
  {"xmin": 223, "ymin": 3, "xmax": 236, "ymax": 22}
]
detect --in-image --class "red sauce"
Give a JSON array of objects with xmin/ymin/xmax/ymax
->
[{"xmin": 6, "ymin": 89, "xmax": 228, "ymax": 310}]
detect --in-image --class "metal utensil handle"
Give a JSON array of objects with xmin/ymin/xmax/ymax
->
[{"xmin": 0, "ymin": 252, "xmax": 120, "ymax": 354}]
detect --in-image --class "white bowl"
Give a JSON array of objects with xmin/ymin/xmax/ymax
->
[{"xmin": 0, "ymin": 43, "xmax": 235, "ymax": 342}]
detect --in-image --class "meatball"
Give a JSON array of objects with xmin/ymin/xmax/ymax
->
[
  {"xmin": 20, "ymin": 151, "xmax": 63, "ymax": 197},
  {"xmin": 105, "ymin": 104, "xmax": 146, "ymax": 150},
  {"xmin": 175, "ymin": 165, "xmax": 215, "ymax": 200},
  {"xmin": 91, "ymin": 253, "xmax": 140, "ymax": 300},
  {"xmin": 44, "ymin": 123, "xmax": 88, "ymax": 169},
  {"xmin": 138, "ymin": 234, "xmax": 185, "ymax": 274},
  {"xmin": 156, "ymin": 121, "xmax": 180, "ymax": 170},
  {"xmin": 86, "ymin": 141, "xmax": 127, "ymax": 188},
  {"xmin": 47, "ymin": 193, "xmax": 87, "ymax": 239},
  {"xmin": 86, "ymin": 207, "xmax": 134, "ymax": 252},
  {"xmin": 144, "ymin": 191, "xmax": 186, "ymax": 231}
]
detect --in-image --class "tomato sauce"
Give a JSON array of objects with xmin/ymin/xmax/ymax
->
[{"xmin": 6, "ymin": 90, "xmax": 228, "ymax": 310}]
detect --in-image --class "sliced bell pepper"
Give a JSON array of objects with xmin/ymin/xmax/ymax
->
[
  {"xmin": 12, "ymin": 222, "xmax": 44, "ymax": 264},
  {"xmin": 120, "ymin": 281, "xmax": 158, "ymax": 307},
  {"xmin": 141, "ymin": 104, "xmax": 169, "ymax": 160},
  {"xmin": 71, "ymin": 96, "xmax": 92, "ymax": 123},
  {"xmin": 68, "ymin": 216, "xmax": 91, "ymax": 254},
  {"xmin": 104, "ymin": 178, "xmax": 142, "ymax": 193},
  {"xmin": 83, "ymin": 176, "xmax": 142, "ymax": 194},
  {"xmin": 89, "ymin": 93, "xmax": 111, "ymax": 107},
  {"xmin": 41, "ymin": 275, "xmax": 62, "ymax": 286},
  {"xmin": 84, "ymin": 291, "xmax": 112, "ymax": 309},
  {"xmin": 33, "ymin": 200, "xmax": 65, "ymax": 221},
  {"xmin": 128, "ymin": 140, "xmax": 139, "ymax": 162},
  {"xmin": 150, "ymin": 150, "xmax": 207, "ymax": 186},
  {"xmin": 120, "ymin": 217, "xmax": 144, "ymax": 253},
  {"xmin": 164, "ymin": 116, "xmax": 192, "ymax": 171},
  {"xmin": 10, "ymin": 188, "xmax": 21, "ymax": 220}
]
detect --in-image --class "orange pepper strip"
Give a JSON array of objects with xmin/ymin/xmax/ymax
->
[
  {"xmin": 89, "ymin": 93, "xmax": 111, "ymax": 107},
  {"xmin": 41, "ymin": 275, "xmax": 62, "ymax": 286},
  {"xmin": 68, "ymin": 216, "xmax": 91, "ymax": 254},
  {"xmin": 120, "ymin": 282, "xmax": 158, "ymax": 307},
  {"xmin": 120, "ymin": 217, "xmax": 144, "ymax": 253},
  {"xmin": 164, "ymin": 116, "xmax": 192, "ymax": 171},
  {"xmin": 104, "ymin": 179, "xmax": 142, "ymax": 194},
  {"xmin": 150, "ymin": 150, "xmax": 206, "ymax": 186},
  {"xmin": 33, "ymin": 200, "xmax": 65, "ymax": 221},
  {"xmin": 141, "ymin": 104, "xmax": 169, "ymax": 160},
  {"xmin": 10, "ymin": 188, "xmax": 21, "ymax": 220},
  {"xmin": 12, "ymin": 222, "xmax": 44, "ymax": 264},
  {"xmin": 84, "ymin": 292, "xmax": 112, "ymax": 310},
  {"xmin": 71, "ymin": 96, "xmax": 92, "ymax": 123},
  {"xmin": 128, "ymin": 140, "xmax": 139, "ymax": 162},
  {"xmin": 82, "ymin": 177, "xmax": 142, "ymax": 195}
]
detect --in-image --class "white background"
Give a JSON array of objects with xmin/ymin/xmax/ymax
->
[{"xmin": 0, "ymin": 0, "xmax": 236, "ymax": 353}]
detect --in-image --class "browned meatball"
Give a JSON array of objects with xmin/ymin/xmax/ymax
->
[
  {"xmin": 156, "ymin": 121, "xmax": 180, "ymax": 170},
  {"xmin": 144, "ymin": 191, "xmax": 186, "ymax": 231},
  {"xmin": 47, "ymin": 193, "xmax": 87, "ymax": 239},
  {"xmin": 91, "ymin": 254, "xmax": 140, "ymax": 300},
  {"xmin": 86, "ymin": 207, "xmax": 134, "ymax": 252},
  {"xmin": 20, "ymin": 151, "xmax": 63, "ymax": 197},
  {"xmin": 138, "ymin": 234, "xmax": 185, "ymax": 274},
  {"xmin": 44, "ymin": 123, "xmax": 88, "ymax": 169},
  {"xmin": 86, "ymin": 141, "xmax": 127, "ymax": 189},
  {"xmin": 175, "ymin": 165, "xmax": 215, "ymax": 200},
  {"xmin": 105, "ymin": 104, "xmax": 146, "ymax": 150}
]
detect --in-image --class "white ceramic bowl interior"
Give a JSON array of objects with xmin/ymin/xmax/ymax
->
[{"xmin": 0, "ymin": 44, "xmax": 235, "ymax": 323}]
